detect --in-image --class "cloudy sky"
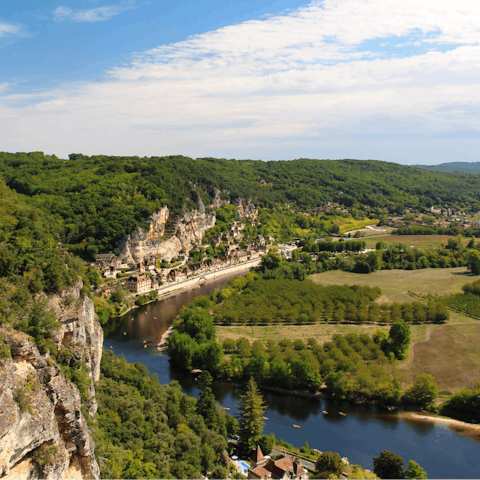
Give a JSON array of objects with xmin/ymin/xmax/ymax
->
[{"xmin": 1, "ymin": 0, "xmax": 479, "ymax": 164}]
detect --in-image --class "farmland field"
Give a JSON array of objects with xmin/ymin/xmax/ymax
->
[
  {"xmin": 399, "ymin": 323, "xmax": 480, "ymax": 393},
  {"xmin": 310, "ymin": 267, "xmax": 478, "ymax": 304},
  {"xmin": 215, "ymin": 323, "xmax": 383, "ymax": 346},
  {"xmin": 216, "ymin": 267, "xmax": 480, "ymax": 392},
  {"xmin": 362, "ymin": 234, "xmax": 471, "ymax": 249}
]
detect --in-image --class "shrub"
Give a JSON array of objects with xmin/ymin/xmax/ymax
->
[
  {"xmin": 13, "ymin": 388, "xmax": 31, "ymax": 414},
  {"xmin": 0, "ymin": 339, "xmax": 11, "ymax": 360}
]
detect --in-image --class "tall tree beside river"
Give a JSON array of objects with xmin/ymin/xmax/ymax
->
[{"xmin": 237, "ymin": 378, "xmax": 267, "ymax": 456}]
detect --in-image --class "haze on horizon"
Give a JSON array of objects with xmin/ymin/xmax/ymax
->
[{"xmin": 1, "ymin": 0, "xmax": 479, "ymax": 165}]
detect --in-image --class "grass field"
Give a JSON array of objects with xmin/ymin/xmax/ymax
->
[
  {"xmin": 362, "ymin": 234, "xmax": 471, "ymax": 249},
  {"xmin": 310, "ymin": 267, "xmax": 478, "ymax": 304},
  {"xmin": 399, "ymin": 324, "xmax": 480, "ymax": 393}
]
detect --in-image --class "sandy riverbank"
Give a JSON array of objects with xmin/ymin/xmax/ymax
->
[{"xmin": 402, "ymin": 412, "xmax": 480, "ymax": 438}]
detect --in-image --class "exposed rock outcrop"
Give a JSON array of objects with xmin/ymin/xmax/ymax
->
[
  {"xmin": 0, "ymin": 332, "xmax": 100, "ymax": 480},
  {"xmin": 50, "ymin": 283, "xmax": 103, "ymax": 416},
  {"xmin": 0, "ymin": 284, "xmax": 102, "ymax": 479},
  {"xmin": 119, "ymin": 191, "xmax": 258, "ymax": 264},
  {"xmin": 234, "ymin": 197, "xmax": 259, "ymax": 220}
]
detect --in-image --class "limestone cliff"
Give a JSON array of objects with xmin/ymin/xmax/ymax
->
[
  {"xmin": 120, "ymin": 191, "xmax": 258, "ymax": 264},
  {"xmin": 0, "ymin": 287, "xmax": 102, "ymax": 479},
  {"xmin": 50, "ymin": 283, "xmax": 103, "ymax": 416}
]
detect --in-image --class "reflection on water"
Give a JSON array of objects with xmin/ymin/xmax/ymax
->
[
  {"xmin": 403, "ymin": 417, "xmax": 436, "ymax": 437},
  {"xmin": 105, "ymin": 270, "xmax": 248, "ymax": 344}
]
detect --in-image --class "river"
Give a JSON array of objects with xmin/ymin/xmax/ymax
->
[{"xmin": 104, "ymin": 272, "xmax": 480, "ymax": 479}]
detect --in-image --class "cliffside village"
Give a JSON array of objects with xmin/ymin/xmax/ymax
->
[{"xmin": 93, "ymin": 221, "xmax": 273, "ymax": 295}]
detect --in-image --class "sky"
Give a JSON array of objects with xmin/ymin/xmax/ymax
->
[{"xmin": 1, "ymin": 0, "xmax": 479, "ymax": 164}]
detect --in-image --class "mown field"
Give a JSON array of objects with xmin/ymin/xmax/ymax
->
[
  {"xmin": 310, "ymin": 267, "xmax": 477, "ymax": 304},
  {"xmin": 362, "ymin": 234, "xmax": 471, "ymax": 249},
  {"xmin": 399, "ymin": 324, "xmax": 480, "ymax": 393}
]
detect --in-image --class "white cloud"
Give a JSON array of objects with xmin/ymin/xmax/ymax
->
[
  {"xmin": 1, "ymin": 0, "xmax": 480, "ymax": 163},
  {"xmin": 53, "ymin": 2, "xmax": 134, "ymax": 23},
  {"xmin": 0, "ymin": 21, "xmax": 23, "ymax": 39}
]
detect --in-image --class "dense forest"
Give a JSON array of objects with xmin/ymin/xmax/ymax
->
[
  {"xmin": 91, "ymin": 350, "xmax": 234, "ymax": 479},
  {"xmin": 0, "ymin": 178, "xmax": 85, "ymax": 354},
  {"xmin": 2, "ymin": 151, "xmax": 480, "ymax": 256}
]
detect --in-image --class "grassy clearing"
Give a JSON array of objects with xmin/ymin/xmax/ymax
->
[
  {"xmin": 310, "ymin": 267, "xmax": 479, "ymax": 304},
  {"xmin": 399, "ymin": 324, "xmax": 480, "ymax": 393},
  {"xmin": 362, "ymin": 235, "xmax": 471, "ymax": 249}
]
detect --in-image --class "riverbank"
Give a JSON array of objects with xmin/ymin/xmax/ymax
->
[
  {"xmin": 402, "ymin": 411, "xmax": 480, "ymax": 438},
  {"xmin": 116, "ymin": 258, "xmax": 262, "ymax": 319}
]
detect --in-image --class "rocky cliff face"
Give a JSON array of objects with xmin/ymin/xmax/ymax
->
[
  {"xmin": 0, "ymin": 286, "xmax": 102, "ymax": 479},
  {"xmin": 50, "ymin": 283, "xmax": 103, "ymax": 416},
  {"xmin": 120, "ymin": 191, "xmax": 258, "ymax": 264}
]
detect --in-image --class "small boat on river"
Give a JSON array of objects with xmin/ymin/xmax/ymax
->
[
  {"xmin": 224, "ymin": 407, "xmax": 231, "ymax": 410},
  {"xmin": 262, "ymin": 416, "xmax": 269, "ymax": 420},
  {"xmin": 323, "ymin": 410, "xmax": 328, "ymax": 414},
  {"xmin": 293, "ymin": 424, "xmax": 301, "ymax": 428},
  {"xmin": 339, "ymin": 412, "xmax": 347, "ymax": 417}
]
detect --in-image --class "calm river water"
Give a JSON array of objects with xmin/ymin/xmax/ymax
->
[{"xmin": 104, "ymin": 272, "xmax": 480, "ymax": 479}]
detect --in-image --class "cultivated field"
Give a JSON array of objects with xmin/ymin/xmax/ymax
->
[{"xmin": 310, "ymin": 267, "xmax": 478, "ymax": 304}]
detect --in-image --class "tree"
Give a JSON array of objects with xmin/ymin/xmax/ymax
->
[
  {"xmin": 373, "ymin": 450, "xmax": 405, "ymax": 479},
  {"xmin": 196, "ymin": 372, "xmax": 218, "ymax": 431},
  {"xmin": 122, "ymin": 450, "xmax": 157, "ymax": 479},
  {"xmin": 316, "ymin": 451, "xmax": 344, "ymax": 477},
  {"xmin": 404, "ymin": 460, "xmax": 427, "ymax": 479},
  {"xmin": 402, "ymin": 374, "xmax": 438, "ymax": 407},
  {"xmin": 237, "ymin": 378, "xmax": 267, "ymax": 456},
  {"xmin": 258, "ymin": 433, "xmax": 276, "ymax": 455},
  {"xmin": 465, "ymin": 250, "xmax": 480, "ymax": 275},
  {"xmin": 388, "ymin": 322, "xmax": 411, "ymax": 360},
  {"xmin": 210, "ymin": 465, "xmax": 228, "ymax": 479},
  {"xmin": 259, "ymin": 252, "xmax": 281, "ymax": 272}
]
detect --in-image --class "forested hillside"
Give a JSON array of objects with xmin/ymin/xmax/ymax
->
[
  {"xmin": 2, "ymin": 151, "xmax": 480, "ymax": 256},
  {"xmin": 0, "ymin": 178, "xmax": 84, "ymax": 345}
]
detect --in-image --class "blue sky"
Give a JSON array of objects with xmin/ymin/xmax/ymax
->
[{"xmin": 1, "ymin": 0, "xmax": 479, "ymax": 164}]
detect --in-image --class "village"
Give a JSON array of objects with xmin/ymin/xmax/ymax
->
[
  {"xmin": 89, "ymin": 197, "xmax": 480, "ymax": 305},
  {"xmin": 92, "ymin": 220, "xmax": 273, "ymax": 298}
]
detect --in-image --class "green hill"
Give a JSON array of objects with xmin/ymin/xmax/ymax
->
[{"xmin": 2, "ymin": 152, "xmax": 480, "ymax": 256}]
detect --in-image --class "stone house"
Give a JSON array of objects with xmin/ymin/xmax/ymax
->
[
  {"xmin": 237, "ymin": 250, "xmax": 248, "ymax": 262},
  {"xmin": 257, "ymin": 234, "xmax": 266, "ymax": 246},
  {"xmin": 211, "ymin": 235, "xmax": 222, "ymax": 247},
  {"xmin": 126, "ymin": 275, "xmax": 150, "ymax": 294},
  {"xmin": 168, "ymin": 270, "xmax": 180, "ymax": 282}
]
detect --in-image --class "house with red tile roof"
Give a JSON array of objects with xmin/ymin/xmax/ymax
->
[{"xmin": 248, "ymin": 446, "xmax": 309, "ymax": 480}]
